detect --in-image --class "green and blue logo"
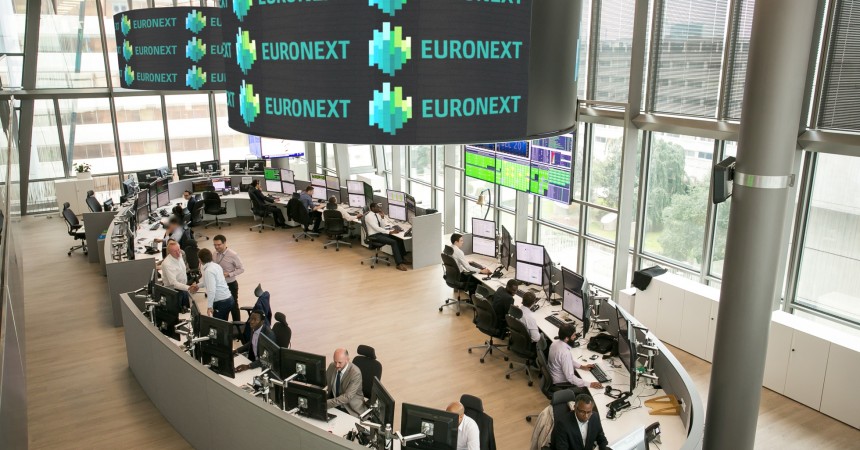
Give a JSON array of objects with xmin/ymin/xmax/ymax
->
[
  {"xmin": 369, "ymin": 0, "xmax": 407, "ymax": 16},
  {"xmin": 233, "ymin": 0, "xmax": 252, "ymax": 22},
  {"xmin": 122, "ymin": 41, "xmax": 134, "ymax": 61},
  {"xmin": 369, "ymin": 22, "xmax": 411, "ymax": 76},
  {"xmin": 239, "ymin": 80, "xmax": 260, "ymax": 126},
  {"xmin": 185, "ymin": 10, "xmax": 207, "ymax": 34},
  {"xmin": 186, "ymin": 37, "xmax": 207, "ymax": 62},
  {"xmin": 185, "ymin": 66, "xmax": 207, "ymax": 90},
  {"xmin": 123, "ymin": 65, "xmax": 135, "ymax": 85},
  {"xmin": 369, "ymin": 83, "xmax": 412, "ymax": 135},
  {"xmin": 121, "ymin": 15, "xmax": 131, "ymax": 36},
  {"xmin": 236, "ymin": 28, "xmax": 257, "ymax": 75}
]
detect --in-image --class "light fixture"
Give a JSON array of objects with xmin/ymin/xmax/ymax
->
[{"xmin": 476, "ymin": 188, "xmax": 491, "ymax": 220}]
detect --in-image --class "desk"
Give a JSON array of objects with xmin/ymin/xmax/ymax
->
[{"xmin": 362, "ymin": 212, "xmax": 441, "ymax": 270}]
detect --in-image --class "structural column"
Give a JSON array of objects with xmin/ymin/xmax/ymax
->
[{"xmin": 704, "ymin": 0, "xmax": 818, "ymax": 448}]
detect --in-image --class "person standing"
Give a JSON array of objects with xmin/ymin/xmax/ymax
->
[
  {"xmin": 197, "ymin": 248, "xmax": 234, "ymax": 320},
  {"xmin": 213, "ymin": 234, "xmax": 245, "ymax": 321},
  {"xmin": 159, "ymin": 239, "xmax": 197, "ymax": 311}
]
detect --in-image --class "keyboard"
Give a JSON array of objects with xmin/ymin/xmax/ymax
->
[
  {"xmin": 347, "ymin": 211, "xmax": 358, "ymax": 216},
  {"xmin": 469, "ymin": 261, "xmax": 485, "ymax": 270},
  {"xmin": 545, "ymin": 315, "xmax": 571, "ymax": 328},
  {"xmin": 590, "ymin": 364, "xmax": 611, "ymax": 383},
  {"xmin": 149, "ymin": 222, "xmax": 161, "ymax": 230}
]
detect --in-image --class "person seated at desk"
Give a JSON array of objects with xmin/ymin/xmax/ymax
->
[
  {"xmin": 154, "ymin": 217, "xmax": 184, "ymax": 245},
  {"xmin": 183, "ymin": 190, "xmax": 196, "ymax": 212},
  {"xmin": 518, "ymin": 292, "xmax": 542, "ymax": 343},
  {"xmin": 325, "ymin": 348, "xmax": 367, "ymax": 417},
  {"xmin": 550, "ymin": 394, "xmax": 608, "ymax": 450},
  {"xmin": 300, "ymin": 186, "xmax": 324, "ymax": 233},
  {"xmin": 450, "ymin": 233, "xmax": 492, "ymax": 276},
  {"xmin": 326, "ymin": 196, "xmax": 362, "ymax": 221},
  {"xmin": 548, "ymin": 324, "xmax": 603, "ymax": 390},
  {"xmin": 234, "ymin": 310, "xmax": 276, "ymax": 373},
  {"xmin": 197, "ymin": 248, "xmax": 235, "ymax": 320},
  {"xmin": 446, "ymin": 401, "xmax": 480, "ymax": 450},
  {"xmin": 249, "ymin": 179, "xmax": 287, "ymax": 228},
  {"xmin": 493, "ymin": 279, "xmax": 519, "ymax": 333},
  {"xmin": 159, "ymin": 239, "xmax": 197, "ymax": 311},
  {"xmin": 366, "ymin": 202, "xmax": 409, "ymax": 271}
]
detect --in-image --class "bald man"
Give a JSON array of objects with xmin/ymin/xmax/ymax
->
[
  {"xmin": 325, "ymin": 348, "xmax": 367, "ymax": 417},
  {"xmin": 446, "ymin": 401, "xmax": 480, "ymax": 450}
]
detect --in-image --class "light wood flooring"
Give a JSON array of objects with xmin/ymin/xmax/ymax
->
[{"xmin": 21, "ymin": 215, "xmax": 860, "ymax": 449}]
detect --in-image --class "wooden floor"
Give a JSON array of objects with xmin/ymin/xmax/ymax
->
[{"xmin": 21, "ymin": 214, "xmax": 860, "ymax": 449}]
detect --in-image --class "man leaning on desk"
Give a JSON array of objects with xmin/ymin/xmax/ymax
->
[
  {"xmin": 325, "ymin": 348, "xmax": 367, "ymax": 417},
  {"xmin": 548, "ymin": 324, "xmax": 603, "ymax": 390}
]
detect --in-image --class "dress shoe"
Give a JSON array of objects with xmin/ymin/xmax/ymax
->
[{"xmin": 396, "ymin": 264, "xmax": 408, "ymax": 271}]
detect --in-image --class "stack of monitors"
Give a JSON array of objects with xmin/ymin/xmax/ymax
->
[
  {"xmin": 387, "ymin": 190, "xmax": 407, "ymax": 222},
  {"xmin": 155, "ymin": 177, "xmax": 170, "ymax": 208},
  {"xmin": 562, "ymin": 267, "xmax": 590, "ymax": 333},
  {"xmin": 281, "ymin": 169, "xmax": 296, "ymax": 194},
  {"xmin": 309, "ymin": 173, "xmax": 328, "ymax": 201},
  {"xmin": 471, "ymin": 218, "xmax": 496, "ymax": 257},
  {"xmin": 264, "ymin": 168, "xmax": 282, "ymax": 193},
  {"xmin": 347, "ymin": 180, "xmax": 367, "ymax": 208},
  {"xmin": 515, "ymin": 241, "xmax": 547, "ymax": 287}
]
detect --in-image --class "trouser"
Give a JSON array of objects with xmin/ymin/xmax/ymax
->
[
  {"xmin": 266, "ymin": 205, "xmax": 286, "ymax": 226},
  {"xmin": 307, "ymin": 210, "xmax": 323, "ymax": 232},
  {"xmin": 371, "ymin": 233, "xmax": 406, "ymax": 265},
  {"xmin": 212, "ymin": 297, "xmax": 235, "ymax": 321},
  {"xmin": 227, "ymin": 280, "xmax": 240, "ymax": 321},
  {"xmin": 178, "ymin": 290, "xmax": 191, "ymax": 310}
]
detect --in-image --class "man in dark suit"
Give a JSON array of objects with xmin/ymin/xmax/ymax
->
[
  {"xmin": 551, "ymin": 394, "xmax": 608, "ymax": 450},
  {"xmin": 249, "ymin": 179, "xmax": 287, "ymax": 227},
  {"xmin": 234, "ymin": 310, "xmax": 276, "ymax": 372},
  {"xmin": 325, "ymin": 348, "xmax": 367, "ymax": 417},
  {"xmin": 492, "ymin": 279, "xmax": 518, "ymax": 333}
]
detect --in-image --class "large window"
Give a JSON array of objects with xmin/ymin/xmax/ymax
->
[
  {"xmin": 59, "ymin": 97, "xmax": 117, "ymax": 174},
  {"xmin": 588, "ymin": 125, "xmax": 623, "ymax": 209},
  {"xmin": 37, "ymin": 0, "xmax": 108, "ymax": 88},
  {"xmin": 593, "ymin": 0, "xmax": 636, "ymax": 102},
  {"xmin": 114, "ymin": 96, "xmax": 167, "ymax": 172},
  {"xmin": 164, "ymin": 95, "xmax": 214, "ymax": 166}
]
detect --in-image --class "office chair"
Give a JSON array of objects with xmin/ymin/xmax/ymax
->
[
  {"xmin": 359, "ymin": 215, "xmax": 392, "ymax": 268},
  {"xmin": 505, "ymin": 310, "xmax": 537, "ymax": 386},
  {"xmin": 525, "ymin": 337, "xmax": 584, "ymax": 423},
  {"xmin": 189, "ymin": 197, "xmax": 209, "ymax": 240},
  {"xmin": 236, "ymin": 286, "xmax": 272, "ymax": 343},
  {"xmin": 439, "ymin": 252, "xmax": 474, "ymax": 316},
  {"xmin": 289, "ymin": 198, "xmax": 319, "ymax": 242},
  {"xmin": 272, "ymin": 312, "xmax": 292, "ymax": 348},
  {"xmin": 460, "ymin": 394, "xmax": 497, "ymax": 450},
  {"xmin": 476, "ymin": 284, "xmax": 495, "ymax": 303},
  {"xmin": 322, "ymin": 209, "xmax": 352, "ymax": 250},
  {"xmin": 183, "ymin": 239, "xmax": 202, "ymax": 283},
  {"xmin": 248, "ymin": 189, "xmax": 277, "ymax": 233},
  {"xmin": 202, "ymin": 191, "xmax": 231, "ymax": 229},
  {"xmin": 85, "ymin": 190, "xmax": 102, "ymax": 212},
  {"xmin": 62, "ymin": 202, "xmax": 88, "ymax": 256},
  {"xmin": 467, "ymin": 294, "xmax": 509, "ymax": 363},
  {"xmin": 352, "ymin": 345, "xmax": 383, "ymax": 400}
]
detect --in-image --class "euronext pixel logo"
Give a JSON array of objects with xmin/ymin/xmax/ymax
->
[
  {"xmin": 369, "ymin": 83, "xmax": 412, "ymax": 135},
  {"xmin": 185, "ymin": 10, "xmax": 207, "ymax": 34},
  {"xmin": 239, "ymin": 81, "xmax": 260, "ymax": 126},
  {"xmin": 369, "ymin": 0, "xmax": 407, "ymax": 16},
  {"xmin": 124, "ymin": 66, "xmax": 135, "ymax": 86},
  {"xmin": 186, "ymin": 37, "xmax": 207, "ymax": 62},
  {"xmin": 122, "ymin": 41, "xmax": 134, "ymax": 61},
  {"xmin": 186, "ymin": 66, "xmax": 207, "ymax": 90},
  {"xmin": 121, "ymin": 15, "xmax": 131, "ymax": 36},
  {"xmin": 369, "ymin": 22, "xmax": 411, "ymax": 76},
  {"xmin": 236, "ymin": 28, "xmax": 257, "ymax": 75},
  {"xmin": 233, "ymin": 0, "xmax": 252, "ymax": 22}
]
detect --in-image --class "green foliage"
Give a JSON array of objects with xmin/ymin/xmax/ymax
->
[
  {"xmin": 646, "ymin": 139, "xmax": 686, "ymax": 231},
  {"xmin": 657, "ymin": 179, "xmax": 709, "ymax": 266}
]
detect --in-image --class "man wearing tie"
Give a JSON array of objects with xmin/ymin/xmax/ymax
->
[
  {"xmin": 325, "ymin": 348, "xmax": 367, "ymax": 417},
  {"xmin": 551, "ymin": 394, "xmax": 609, "ymax": 450}
]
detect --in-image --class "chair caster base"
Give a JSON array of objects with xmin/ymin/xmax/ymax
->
[
  {"xmin": 480, "ymin": 359, "xmax": 484, "ymax": 364},
  {"xmin": 528, "ymin": 381, "xmax": 533, "ymax": 387},
  {"xmin": 505, "ymin": 374, "xmax": 511, "ymax": 379},
  {"xmin": 504, "ymin": 357, "xmax": 509, "ymax": 361},
  {"xmin": 526, "ymin": 416, "xmax": 532, "ymax": 423}
]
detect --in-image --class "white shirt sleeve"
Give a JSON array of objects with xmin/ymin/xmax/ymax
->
[
  {"xmin": 161, "ymin": 256, "xmax": 189, "ymax": 291},
  {"xmin": 464, "ymin": 416, "xmax": 480, "ymax": 450},
  {"xmin": 365, "ymin": 213, "xmax": 387, "ymax": 235},
  {"xmin": 560, "ymin": 345, "xmax": 588, "ymax": 388},
  {"xmin": 451, "ymin": 245, "xmax": 472, "ymax": 273}
]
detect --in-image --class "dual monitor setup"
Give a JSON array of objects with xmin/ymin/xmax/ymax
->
[
  {"xmin": 176, "ymin": 160, "xmax": 221, "ymax": 180},
  {"xmin": 385, "ymin": 189, "xmax": 416, "ymax": 224}
]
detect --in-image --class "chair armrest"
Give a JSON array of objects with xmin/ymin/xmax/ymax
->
[
  {"xmin": 231, "ymin": 321, "xmax": 245, "ymax": 326},
  {"xmin": 239, "ymin": 306, "xmax": 253, "ymax": 311}
]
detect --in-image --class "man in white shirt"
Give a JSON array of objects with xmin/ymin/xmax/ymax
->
[
  {"xmin": 159, "ymin": 240, "xmax": 197, "ymax": 310},
  {"xmin": 365, "ymin": 202, "xmax": 408, "ymax": 271},
  {"xmin": 450, "ymin": 233, "xmax": 492, "ymax": 275},
  {"xmin": 518, "ymin": 292, "xmax": 542, "ymax": 342},
  {"xmin": 197, "ymin": 248, "xmax": 234, "ymax": 320},
  {"xmin": 548, "ymin": 323, "xmax": 603, "ymax": 390},
  {"xmin": 446, "ymin": 401, "xmax": 480, "ymax": 450}
]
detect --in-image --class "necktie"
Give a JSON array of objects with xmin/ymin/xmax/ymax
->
[{"xmin": 336, "ymin": 370, "xmax": 342, "ymax": 397}]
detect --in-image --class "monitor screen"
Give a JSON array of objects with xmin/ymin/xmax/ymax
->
[
  {"xmin": 364, "ymin": 182, "xmax": 375, "ymax": 200},
  {"xmin": 472, "ymin": 218, "xmax": 495, "ymax": 239},
  {"xmin": 516, "ymin": 242, "xmax": 544, "ymax": 265},
  {"xmin": 211, "ymin": 177, "xmax": 231, "ymax": 191},
  {"xmin": 157, "ymin": 190, "xmax": 169, "ymax": 209},
  {"xmin": 310, "ymin": 173, "xmax": 326, "ymax": 188},
  {"xmin": 135, "ymin": 169, "xmax": 159, "ymax": 184},
  {"xmin": 563, "ymin": 289, "xmax": 585, "ymax": 321},
  {"xmin": 389, "ymin": 204, "xmax": 406, "ymax": 222},
  {"xmin": 200, "ymin": 160, "xmax": 220, "ymax": 174},
  {"xmin": 327, "ymin": 189, "xmax": 341, "ymax": 204},
  {"xmin": 495, "ymin": 153, "xmax": 531, "ymax": 192},
  {"xmin": 618, "ymin": 327, "xmax": 637, "ymax": 392},
  {"xmin": 311, "ymin": 186, "xmax": 327, "ymax": 201},
  {"xmin": 530, "ymin": 134, "xmax": 574, "ymax": 204},
  {"xmin": 246, "ymin": 159, "xmax": 265, "ymax": 175},
  {"xmin": 387, "ymin": 190, "xmax": 406, "ymax": 206},
  {"xmin": 191, "ymin": 179, "xmax": 215, "ymax": 193},
  {"xmin": 264, "ymin": 167, "xmax": 281, "ymax": 181},
  {"xmin": 500, "ymin": 225, "xmax": 513, "ymax": 270},
  {"xmin": 325, "ymin": 175, "xmax": 339, "ymax": 190},
  {"xmin": 280, "ymin": 349, "xmax": 326, "ymax": 387},
  {"xmin": 515, "ymin": 261, "xmax": 543, "ymax": 285},
  {"xmin": 369, "ymin": 377, "xmax": 396, "ymax": 427},
  {"xmin": 282, "ymin": 181, "xmax": 297, "ymax": 195},
  {"xmin": 136, "ymin": 205, "xmax": 149, "ymax": 228},
  {"xmin": 472, "ymin": 236, "xmax": 496, "ymax": 258},
  {"xmin": 256, "ymin": 334, "xmax": 282, "ymax": 379},
  {"xmin": 347, "ymin": 180, "xmax": 364, "ymax": 195},
  {"xmin": 400, "ymin": 403, "xmax": 459, "ymax": 450},
  {"xmin": 265, "ymin": 180, "xmax": 283, "ymax": 193},
  {"xmin": 280, "ymin": 169, "xmax": 295, "ymax": 183},
  {"xmin": 284, "ymin": 381, "xmax": 329, "ymax": 422},
  {"xmin": 228, "ymin": 160, "xmax": 247, "ymax": 175},
  {"xmin": 562, "ymin": 267, "xmax": 585, "ymax": 295},
  {"xmin": 404, "ymin": 193, "xmax": 416, "ymax": 213},
  {"xmin": 617, "ymin": 307, "xmax": 629, "ymax": 337},
  {"xmin": 135, "ymin": 189, "xmax": 149, "ymax": 210},
  {"xmin": 348, "ymin": 194, "xmax": 367, "ymax": 208},
  {"xmin": 176, "ymin": 162, "xmax": 198, "ymax": 179},
  {"xmin": 464, "ymin": 145, "xmax": 496, "ymax": 183}
]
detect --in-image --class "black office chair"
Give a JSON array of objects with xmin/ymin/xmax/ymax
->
[
  {"xmin": 62, "ymin": 202, "xmax": 87, "ymax": 256},
  {"xmin": 461, "ymin": 394, "xmax": 497, "ymax": 450},
  {"xmin": 359, "ymin": 215, "xmax": 392, "ymax": 268},
  {"xmin": 322, "ymin": 209, "xmax": 352, "ymax": 250},
  {"xmin": 189, "ymin": 196, "xmax": 209, "ymax": 240},
  {"xmin": 288, "ymin": 198, "xmax": 318, "ymax": 242},
  {"xmin": 202, "ymin": 191, "xmax": 231, "ymax": 229},
  {"xmin": 184, "ymin": 239, "xmax": 201, "ymax": 283},
  {"xmin": 235, "ymin": 285, "xmax": 272, "ymax": 343},
  {"xmin": 505, "ymin": 309, "xmax": 537, "ymax": 386},
  {"xmin": 467, "ymin": 294, "xmax": 509, "ymax": 363},
  {"xmin": 438, "ymin": 252, "xmax": 474, "ymax": 316},
  {"xmin": 526, "ymin": 337, "xmax": 583, "ymax": 423},
  {"xmin": 248, "ymin": 188, "xmax": 276, "ymax": 233},
  {"xmin": 272, "ymin": 312, "xmax": 292, "ymax": 348},
  {"xmin": 352, "ymin": 345, "xmax": 383, "ymax": 400},
  {"xmin": 85, "ymin": 190, "xmax": 102, "ymax": 212}
]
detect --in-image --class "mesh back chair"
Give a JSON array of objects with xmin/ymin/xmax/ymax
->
[
  {"xmin": 202, "ymin": 191, "xmax": 231, "ymax": 229},
  {"xmin": 248, "ymin": 188, "xmax": 276, "ymax": 233},
  {"xmin": 184, "ymin": 240, "xmax": 201, "ymax": 283},
  {"xmin": 236, "ymin": 285, "xmax": 272, "ymax": 343},
  {"xmin": 289, "ymin": 198, "xmax": 319, "ymax": 242},
  {"xmin": 467, "ymin": 294, "xmax": 509, "ymax": 363},
  {"xmin": 438, "ymin": 253, "xmax": 474, "ymax": 316},
  {"xmin": 86, "ymin": 190, "xmax": 102, "ymax": 212},
  {"xmin": 505, "ymin": 310, "xmax": 537, "ymax": 386},
  {"xmin": 352, "ymin": 345, "xmax": 382, "ymax": 400},
  {"xmin": 322, "ymin": 209, "xmax": 352, "ymax": 250},
  {"xmin": 461, "ymin": 394, "xmax": 497, "ymax": 450},
  {"xmin": 272, "ymin": 312, "xmax": 292, "ymax": 348},
  {"xmin": 359, "ymin": 215, "xmax": 392, "ymax": 268},
  {"xmin": 62, "ymin": 202, "xmax": 88, "ymax": 256},
  {"xmin": 189, "ymin": 197, "xmax": 209, "ymax": 240}
]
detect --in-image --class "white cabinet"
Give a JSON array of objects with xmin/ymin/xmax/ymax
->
[
  {"xmin": 704, "ymin": 302, "xmax": 719, "ymax": 362},
  {"xmin": 634, "ymin": 273, "xmax": 719, "ymax": 353},
  {"xmin": 820, "ymin": 342, "xmax": 860, "ymax": 428},
  {"xmin": 656, "ymin": 282, "xmax": 685, "ymax": 346},
  {"xmin": 55, "ymin": 178, "xmax": 95, "ymax": 215},
  {"xmin": 783, "ymin": 331, "xmax": 830, "ymax": 409},
  {"xmin": 762, "ymin": 320, "xmax": 793, "ymax": 393},
  {"xmin": 679, "ymin": 292, "xmax": 713, "ymax": 360},
  {"xmin": 633, "ymin": 282, "xmax": 659, "ymax": 332}
]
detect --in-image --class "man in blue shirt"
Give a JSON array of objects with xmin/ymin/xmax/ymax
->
[
  {"xmin": 197, "ymin": 248, "xmax": 235, "ymax": 320},
  {"xmin": 299, "ymin": 186, "xmax": 324, "ymax": 233}
]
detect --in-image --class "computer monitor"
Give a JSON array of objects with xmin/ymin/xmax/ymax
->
[
  {"xmin": 562, "ymin": 289, "xmax": 585, "ymax": 321},
  {"xmin": 229, "ymin": 160, "xmax": 248, "ymax": 175},
  {"xmin": 387, "ymin": 190, "xmax": 406, "ymax": 206},
  {"xmin": 285, "ymin": 380, "xmax": 331, "ymax": 422},
  {"xmin": 280, "ymin": 169, "xmax": 295, "ymax": 183},
  {"xmin": 404, "ymin": 193, "xmax": 416, "ymax": 214},
  {"xmin": 176, "ymin": 162, "xmax": 198, "ymax": 180},
  {"xmin": 189, "ymin": 301, "xmax": 201, "ymax": 334},
  {"xmin": 618, "ymin": 326, "xmax": 638, "ymax": 393},
  {"xmin": 369, "ymin": 376, "xmax": 395, "ymax": 427},
  {"xmin": 516, "ymin": 242, "xmax": 544, "ymax": 265},
  {"xmin": 135, "ymin": 188, "xmax": 149, "ymax": 210},
  {"xmin": 121, "ymin": 178, "xmax": 139, "ymax": 198},
  {"xmin": 472, "ymin": 236, "xmax": 496, "ymax": 258},
  {"xmin": 347, "ymin": 180, "xmax": 365, "ymax": 195},
  {"xmin": 199, "ymin": 345, "xmax": 235, "ymax": 378},
  {"xmin": 200, "ymin": 160, "xmax": 220, "ymax": 174},
  {"xmin": 135, "ymin": 205, "xmax": 149, "ymax": 229},
  {"xmin": 310, "ymin": 173, "xmax": 327, "ymax": 188},
  {"xmin": 499, "ymin": 225, "xmax": 513, "ymax": 270},
  {"xmin": 311, "ymin": 186, "xmax": 327, "ymax": 201},
  {"xmin": 515, "ymin": 261, "xmax": 544, "ymax": 286},
  {"xmin": 280, "ymin": 348, "xmax": 326, "ymax": 387},
  {"xmin": 265, "ymin": 180, "xmax": 283, "ymax": 193},
  {"xmin": 135, "ymin": 169, "xmax": 159, "ymax": 184},
  {"xmin": 282, "ymin": 182, "xmax": 297, "ymax": 195},
  {"xmin": 389, "ymin": 204, "xmax": 407, "ymax": 222},
  {"xmin": 400, "ymin": 403, "xmax": 459, "ymax": 450},
  {"xmin": 349, "ymin": 193, "xmax": 367, "ymax": 208},
  {"xmin": 617, "ymin": 307, "xmax": 629, "ymax": 337},
  {"xmin": 152, "ymin": 284, "xmax": 181, "ymax": 315},
  {"xmin": 256, "ymin": 333, "xmax": 283, "ymax": 379},
  {"xmin": 609, "ymin": 425, "xmax": 650, "ymax": 450},
  {"xmin": 153, "ymin": 309, "xmax": 180, "ymax": 340},
  {"xmin": 325, "ymin": 175, "xmax": 339, "ymax": 190},
  {"xmin": 562, "ymin": 267, "xmax": 585, "ymax": 296},
  {"xmin": 364, "ymin": 182, "xmax": 375, "ymax": 201},
  {"xmin": 246, "ymin": 159, "xmax": 265, "ymax": 175},
  {"xmin": 192, "ymin": 179, "xmax": 215, "ymax": 193},
  {"xmin": 471, "ymin": 218, "xmax": 495, "ymax": 239},
  {"xmin": 264, "ymin": 167, "xmax": 281, "ymax": 181},
  {"xmin": 211, "ymin": 177, "xmax": 231, "ymax": 192},
  {"xmin": 196, "ymin": 315, "xmax": 234, "ymax": 350},
  {"xmin": 326, "ymin": 190, "xmax": 341, "ymax": 204},
  {"xmin": 155, "ymin": 178, "xmax": 170, "ymax": 208}
]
